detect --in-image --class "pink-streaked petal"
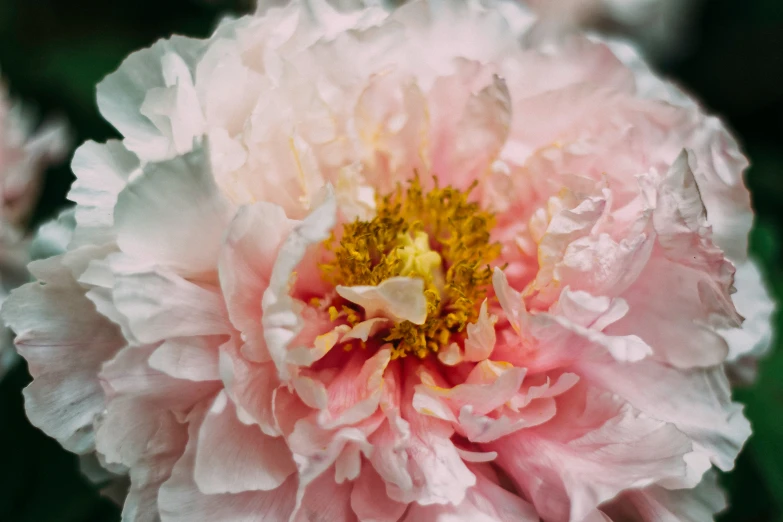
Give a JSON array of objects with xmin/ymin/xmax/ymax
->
[
  {"xmin": 379, "ymin": 373, "xmax": 476, "ymax": 506},
  {"xmin": 317, "ymin": 348, "xmax": 391, "ymax": 429},
  {"xmin": 294, "ymin": 470, "xmax": 357, "ymax": 522},
  {"xmin": 416, "ymin": 361, "xmax": 525, "ymax": 417},
  {"xmin": 219, "ymin": 201, "xmax": 296, "ymax": 363},
  {"xmin": 459, "ymin": 397, "xmax": 557, "ymax": 443},
  {"xmin": 262, "ymin": 186, "xmax": 337, "ymax": 381}
]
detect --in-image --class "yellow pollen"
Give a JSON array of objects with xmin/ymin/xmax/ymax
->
[{"xmin": 321, "ymin": 176, "xmax": 500, "ymax": 359}]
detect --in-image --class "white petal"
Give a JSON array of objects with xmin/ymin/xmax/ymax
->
[
  {"xmin": 337, "ymin": 276, "xmax": 428, "ymax": 325},
  {"xmin": 97, "ymin": 36, "xmax": 206, "ymax": 161},
  {"xmin": 114, "ymin": 144, "xmax": 235, "ymax": 276},
  {"xmin": 111, "ymin": 258, "xmax": 231, "ymax": 344},
  {"xmin": 2, "ymin": 260, "xmax": 124, "ymax": 454},
  {"xmin": 69, "ymin": 140, "xmax": 138, "ymax": 237},
  {"xmin": 721, "ymin": 259, "xmax": 775, "ymax": 382},
  {"xmin": 148, "ymin": 336, "xmax": 223, "ymax": 382}
]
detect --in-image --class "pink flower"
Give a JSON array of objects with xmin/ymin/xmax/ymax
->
[
  {"xmin": 0, "ymin": 76, "xmax": 69, "ymax": 377},
  {"xmin": 2, "ymin": 0, "xmax": 772, "ymax": 520}
]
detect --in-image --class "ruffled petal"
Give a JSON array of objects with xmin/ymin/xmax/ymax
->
[
  {"xmin": 491, "ymin": 386, "xmax": 696, "ymax": 522},
  {"xmin": 114, "ymin": 145, "xmax": 235, "ymax": 276},
  {"xmin": 2, "ymin": 254, "xmax": 124, "ymax": 453},
  {"xmin": 158, "ymin": 410, "xmax": 297, "ymax": 522},
  {"xmin": 580, "ymin": 358, "xmax": 750, "ymax": 472},
  {"xmin": 68, "ymin": 139, "xmax": 139, "ymax": 245},
  {"xmin": 97, "ymin": 36, "xmax": 207, "ymax": 161},
  {"xmin": 194, "ymin": 391, "xmax": 295, "ymax": 494},
  {"xmin": 350, "ymin": 463, "xmax": 408, "ymax": 522},
  {"xmin": 219, "ymin": 202, "xmax": 297, "ymax": 363},
  {"xmin": 337, "ymin": 277, "xmax": 428, "ymax": 325},
  {"xmin": 111, "ymin": 258, "xmax": 232, "ymax": 344},
  {"xmin": 602, "ymin": 470, "xmax": 727, "ymax": 522},
  {"xmin": 721, "ymin": 259, "xmax": 775, "ymax": 382},
  {"xmin": 148, "ymin": 336, "xmax": 223, "ymax": 382},
  {"xmin": 401, "ymin": 464, "xmax": 539, "ymax": 522}
]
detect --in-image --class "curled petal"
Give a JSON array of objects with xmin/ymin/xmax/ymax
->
[{"xmin": 337, "ymin": 276, "xmax": 428, "ymax": 325}]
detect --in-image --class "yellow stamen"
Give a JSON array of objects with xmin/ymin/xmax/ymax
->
[
  {"xmin": 321, "ymin": 176, "xmax": 500, "ymax": 358},
  {"xmin": 328, "ymin": 306, "xmax": 341, "ymax": 321}
]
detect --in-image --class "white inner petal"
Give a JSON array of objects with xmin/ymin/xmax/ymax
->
[{"xmin": 336, "ymin": 276, "xmax": 428, "ymax": 325}]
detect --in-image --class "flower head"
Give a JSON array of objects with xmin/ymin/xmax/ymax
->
[
  {"xmin": 3, "ymin": 0, "xmax": 772, "ymax": 520},
  {"xmin": 0, "ymin": 76, "xmax": 69, "ymax": 378}
]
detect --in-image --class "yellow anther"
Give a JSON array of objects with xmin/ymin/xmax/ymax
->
[
  {"xmin": 320, "ymin": 176, "xmax": 500, "ymax": 358},
  {"xmin": 328, "ymin": 306, "xmax": 340, "ymax": 321}
]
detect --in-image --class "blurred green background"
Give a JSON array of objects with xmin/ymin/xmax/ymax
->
[{"xmin": 0, "ymin": 0, "xmax": 782, "ymax": 520}]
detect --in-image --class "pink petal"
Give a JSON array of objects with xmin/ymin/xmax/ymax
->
[
  {"xmin": 350, "ymin": 463, "xmax": 407, "ymax": 522},
  {"xmin": 401, "ymin": 465, "xmax": 538, "ymax": 522},
  {"xmin": 294, "ymin": 470, "xmax": 357, "ymax": 522},
  {"xmin": 194, "ymin": 391, "xmax": 295, "ymax": 494},
  {"xmin": 317, "ymin": 348, "xmax": 391, "ymax": 429},
  {"xmin": 580, "ymin": 358, "xmax": 750, "ymax": 472},
  {"xmin": 375, "ymin": 373, "xmax": 476, "ymax": 506},
  {"xmin": 219, "ymin": 201, "xmax": 296, "ymax": 363},
  {"xmin": 462, "ymin": 299, "xmax": 497, "ymax": 362},
  {"xmin": 262, "ymin": 186, "xmax": 337, "ymax": 380},
  {"xmin": 159, "ymin": 409, "xmax": 297, "ymax": 522},
  {"xmin": 491, "ymin": 386, "xmax": 695, "ymax": 522},
  {"xmin": 219, "ymin": 341, "xmax": 282, "ymax": 436},
  {"xmin": 96, "ymin": 344, "xmax": 219, "ymax": 468}
]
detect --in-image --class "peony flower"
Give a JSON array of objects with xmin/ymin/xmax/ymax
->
[
  {"xmin": 3, "ymin": 0, "xmax": 772, "ymax": 520},
  {"xmin": 523, "ymin": 0, "xmax": 706, "ymax": 60},
  {"xmin": 0, "ymin": 75, "xmax": 69, "ymax": 378}
]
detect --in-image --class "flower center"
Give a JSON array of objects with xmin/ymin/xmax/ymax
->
[{"xmin": 321, "ymin": 177, "xmax": 500, "ymax": 359}]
